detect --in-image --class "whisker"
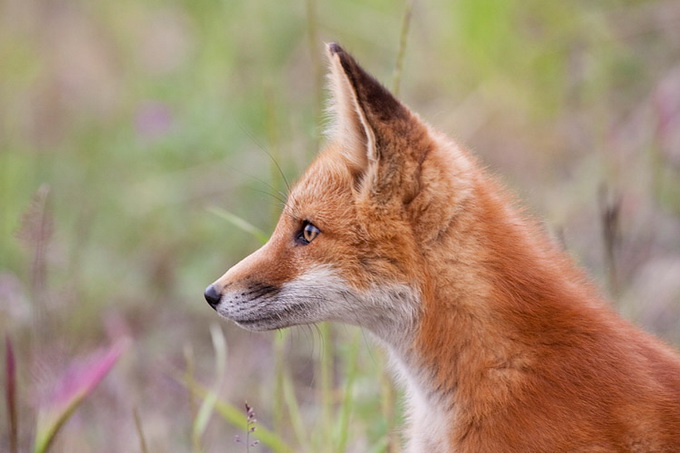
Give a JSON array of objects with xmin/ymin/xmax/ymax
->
[
  {"xmin": 239, "ymin": 124, "xmax": 292, "ymax": 195},
  {"xmin": 249, "ymin": 187, "xmax": 288, "ymax": 208}
]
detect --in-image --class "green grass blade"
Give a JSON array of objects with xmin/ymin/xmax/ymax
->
[
  {"xmin": 192, "ymin": 324, "xmax": 227, "ymax": 451},
  {"xmin": 33, "ymin": 340, "xmax": 128, "ymax": 453},
  {"xmin": 318, "ymin": 322, "xmax": 334, "ymax": 452},
  {"xmin": 366, "ymin": 435, "xmax": 389, "ymax": 453},
  {"xmin": 334, "ymin": 331, "xmax": 361, "ymax": 453},
  {"xmin": 5, "ymin": 335, "xmax": 18, "ymax": 453},
  {"xmin": 133, "ymin": 407, "xmax": 150, "ymax": 453},
  {"xmin": 273, "ymin": 331, "xmax": 287, "ymax": 434},
  {"xmin": 179, "ymin": 374, "xmax": 296, "ymax": 453},
  {"xmin": 208, "ymin": 207, "xmax": 269, "ymax": 245},
  {"xmin": 392, "ymin": 0, "xmax": 415, "ymax": 97},
  {"xmin": 281, "ymin": 360, "xmax": 311, "ymax": 451}
]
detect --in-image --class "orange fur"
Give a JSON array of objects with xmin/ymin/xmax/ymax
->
[{"xmin": 205, "ymin": 43, "xmax": 680, "ymax": 452}]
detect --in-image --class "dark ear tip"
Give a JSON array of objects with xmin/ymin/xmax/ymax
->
[{"xmin": 327, "ymin": 42, "xmax": 344, "ymax": 55}]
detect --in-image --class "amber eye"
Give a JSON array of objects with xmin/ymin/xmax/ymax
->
[{"xmin": 299, "ymin": 221, "xmax": 321, "ymax": 245}]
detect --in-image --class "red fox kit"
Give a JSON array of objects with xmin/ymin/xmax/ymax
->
[{"xmin": 205, "ymin": 43, "xmax": 680, "ymax": 452}]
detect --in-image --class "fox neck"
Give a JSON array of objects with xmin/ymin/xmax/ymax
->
[{"xmin": 370, "ymin": 175, "xmax": 604, "ymax": 447}]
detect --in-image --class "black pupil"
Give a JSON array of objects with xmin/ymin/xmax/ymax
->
[{"xmin": 304, "ymin": 224, "xmax": 317, "ymax": 242}]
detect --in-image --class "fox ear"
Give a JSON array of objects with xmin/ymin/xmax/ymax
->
[{"xmin": 325, "ymin": 43, "xmax": 428, "ymax": 201}]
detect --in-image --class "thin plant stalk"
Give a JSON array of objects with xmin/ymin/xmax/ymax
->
[
  {"xmin": 273, "ymin": 332, "xmax": 287, "ymax": 435},
  {"xmin": 305, "ymin": 0, "xmax": 323, "ymax": 141},
  {"xmin": 208, "ymin": 207, "xmax": 269, "ymax": 245},
  {"xmin": 17, "ymin": 185, "xmax": 53, "ymax": 357},
  {"xmin": 192, "ymin": 324, "xmax": 227, "ymax": 452},
  {"xmin": 5, "ymin": 335, "xmax": 18, "ymax": 453},
  {"xmin": 334, "ymin": 331, "xmax": 361, "ymax": 453},
  {"xmin": 392, "ymin": 0, "xmax": 415, "ymax": 97},
  {"xmin": 184, "ymin": 344, "xmax": 199, "ymax": 452},
  {"xmin": 303, "ymin": 2, "xmax": 337, "ymax": 444},
  {"xmin": 382, "ymin": 4, "xmax": 415, "ymax": 449},
  {"xmin": 380, "ymin": 350, "xmax": 399, "ymax": 453},
  {"xmin": 133, "ymin": 407, "xmax": 149, "ymax": 453},
  {"xmin": 282, "ymin": 363, "xmax": 311, "ymax": 451},
  {"xmin": 599, "ymin": 185, "xmax": 622, "ymax": 300},
  {"xmin": 318, "ymin": 322, "xmax": 334, "ymax": 453},
  {"xmin": 265, "ymin": 82, "xmax": 288, "ymax": 436},
  {"xmin": 367, "ymin": 436, "xmax": 390, "ymax": 453},
  {"xmin": 179, "ymin": 374, "xmax": 296, "ymax": 453}
]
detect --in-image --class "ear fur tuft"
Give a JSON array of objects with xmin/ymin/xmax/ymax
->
[
  {"xmin": 324, "ymin": 42, "xmax": 373, "ymax": 170},
  {"xmin": 327, "ymin": 42, "xmax": 344, "ymax": 55}
]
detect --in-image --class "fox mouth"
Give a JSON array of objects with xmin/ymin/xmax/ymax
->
[
  {"xmin": 232, "ymin": 314, "xmax": 287, "ymax": 331},
  {"xmin": 224, "ymin": 303, "xmax": 310, "ymax": 332},
  {"xmin": 211, "ymin": 266, "xmax": 354, "ymax": 332}
]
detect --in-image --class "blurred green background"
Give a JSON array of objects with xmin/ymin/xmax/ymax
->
[{"xmin": 1, "ymin": 0, "xmax": 679, "ymax": 451}]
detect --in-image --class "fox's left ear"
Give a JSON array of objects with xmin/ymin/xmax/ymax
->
[{"xmin": 326, "ymin": 43, "xmax": 431, "ymax": 203}]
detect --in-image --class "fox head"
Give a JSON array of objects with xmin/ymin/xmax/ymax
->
[{"xmin": 204, "ymin": 43, "xmax": 476, "ymax": 345}]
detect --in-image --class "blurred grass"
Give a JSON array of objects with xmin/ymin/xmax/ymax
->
[{"xmin": 1, "ymin": 0, "xmax": 680, "ymax": 451}]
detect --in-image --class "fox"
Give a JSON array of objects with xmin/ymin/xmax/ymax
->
[{"xmin": 204, "ymin": 43, "xmax": 680, "ymax": 452}]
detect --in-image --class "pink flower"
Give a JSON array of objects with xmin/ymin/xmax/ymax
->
[{"xmin": 34, "ymin": 338, "xmax": 129, "ymax": 453}]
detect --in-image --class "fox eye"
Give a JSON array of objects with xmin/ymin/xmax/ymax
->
[{"xmin": 298, "ymin": 221, "xmax": 321, "ymax": 245}]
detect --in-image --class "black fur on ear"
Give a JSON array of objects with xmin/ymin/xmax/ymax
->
[{"xmin": 328, "ymin": 43, "xmax": 409, "ymax": 133}]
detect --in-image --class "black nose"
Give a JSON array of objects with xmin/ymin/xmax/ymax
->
[{"xmin": 204, "ymin": 285, "xmax": 221, "ymax": 309}]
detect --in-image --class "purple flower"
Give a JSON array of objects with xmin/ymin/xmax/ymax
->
[{"xmin": 135, "ymin": 101, "xmax": 173, "ymax": 140}]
